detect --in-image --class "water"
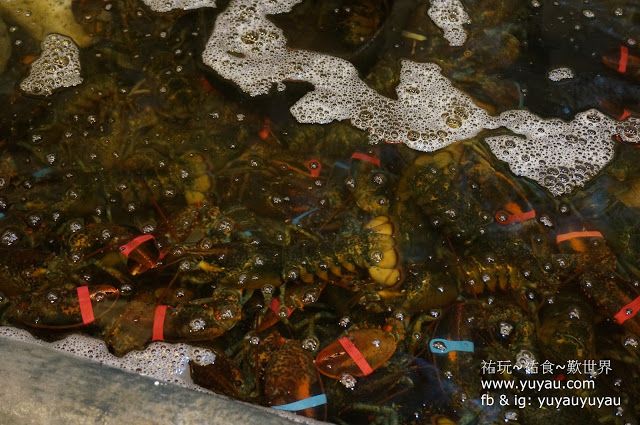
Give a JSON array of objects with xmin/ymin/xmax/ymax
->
[{"xmin": 0, "ymin": 0, "xmax": 640, "ymax": 424}]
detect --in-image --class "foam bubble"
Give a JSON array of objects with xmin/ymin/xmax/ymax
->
[
  {"xmin": 20, "ymin": 34, "xmax": 82, "ymax": 96},
  {"xmin": 0, "ymin": 326, "xmax": 216, "ymax": 391},
  {"xmin": 201, "ymin": 0, "xmax": 495, "ymax": 150},
  {"xmin": 141, "ymin": 0, "xmax": 217, "ymax": 12},
  {"xmin": 487, "ymin": 109, "xmax": 619, "ymax": 196},
  {"xmin": 195, "ymin": 0, "xmax": 637, "ymax": 196},
  {"xmin": 427, "ymin": 0, "xmax": 471, "ymax": 46},
  {"xmin": 547, "ymin": 67, "xmax": 574, "ymax": 81}
]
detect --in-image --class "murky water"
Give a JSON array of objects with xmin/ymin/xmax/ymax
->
[{"xmin": 1, "ymin": 0, "xmax": 640, "ymax": 424}]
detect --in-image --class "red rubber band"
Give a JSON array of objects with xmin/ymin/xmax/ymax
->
[
  {"xmin": 619, "ymin": 46, "xmax": 629, "ymax": 73},
  {"xmin": 306, "ymin": 159, "xmax": 322, "ymax": 178},
  {"xmin": 152, "ymin": 305, "xmax": 169, "ymax": 341},
  {"xmin": 258, "ymin": 117, "xmax": 271, "ymax": 140},
  {"xmin": 556, "ymin": 231, "xmax": 603, "ymax": 244},
  {"xmin": 495, "ymin": 209, "xmax": 536, "ymax": 225},
  {"xmin": 351, "ymin": 152, "xmax": 381, "ymax": 167},
  {"xmin": 614, "ymin": 295, "xmax": 640, "ymax": 324},
  {"xmin": 77, "ymin": 286, "xmax": 95, "ymax": 325},
  {"xmin": 338, "ymin": 337, "xmax": 374, "ymax": 376},
  {"xmin": 269, "ymin": 298, "xmax": 292, "ymax": 317},
  {"xmin": 197, "ymin": 76, "xmax": 219, "ymax": 94},
  {"xmin": 119, "ymin": 234, "xmax": 155, "ymax": 258},
  {"xmin": 619, "ymin": 109, "xmax": 631, "ymax": 121}
]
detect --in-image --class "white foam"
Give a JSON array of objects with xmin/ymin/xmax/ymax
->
[
  {"xmin": 201, "ymin": 0, "xmax": 495, "ymax": 150},
  {"xmin": 0, "ymin": 326, "xmax": 216, "ymax": 391},
  {"xmin": 616, "ymin": 119, "xmax": 640, "ymax": 145},
  {"xmin": 196, "ymin": 0, "xmax": 637, "ymax": 195},
  {"xmin": 141, "ymin": 0, "xmax": 216, "ymax": 12},
  {"xmin": 20, "ymin": 34, "xmax": 82, "ymax": 96},
  {"xmin": 547, "ymin": 67, "xmax": 574, "ymax": 81},
  {"xmin": 488, "ymin": 109, "xmax": 618, "ymax": 196},
  {"xmin": 427, "ymin": 0, "xmax": 471, "ymax": 46}
]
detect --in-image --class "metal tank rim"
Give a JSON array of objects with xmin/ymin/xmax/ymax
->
[{"xmin": 0, "ymin": 333, "xmax": 328, "ymax": 425}]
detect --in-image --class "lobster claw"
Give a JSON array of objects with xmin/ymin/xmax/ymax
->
[
  {"xmin": 191, "ymin": 349, "xmax": 252, "ymax": 400},
  {"xmin": 163, "ymin": 289, "xmax": 243, "ymax": 341},
  {"xmin": 119, "ymin": 235, "xmax": 161, "ymax": 275},
  {"xmin": 315, "ymin": 328, "xmax": 397, "ymax": 378},
  {"xmin": 11, "ymin": 284, "xmax": 119, "ymax": 329},
  {"xmin": 265, "ymin": 339, "xmax": 327, "ymax": 420}
]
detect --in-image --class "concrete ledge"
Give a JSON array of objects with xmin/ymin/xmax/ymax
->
[{"xmin": 0, "ymin": 335, "xmax": 324, "ymax": 425}]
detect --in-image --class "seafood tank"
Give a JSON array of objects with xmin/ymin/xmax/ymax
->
[{"xmin": 1, "ymin": 0, "xmax": 640, "ymax": 424}]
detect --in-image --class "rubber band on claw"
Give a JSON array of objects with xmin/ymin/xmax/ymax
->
[
  {"xmin": 351, "ymin": 152, "xmax": 380, "ymax": 166},
  {"xmin": 614, "ymin": 295, "xmax": 640, "ymax": 324},
  {"xmin": 271, "ymin": 394, "xmax": 327, "ymax": 411},
  {"xmin": 495, "ymin": 209, "xmax": 535, "ymax": 225},
  {"xmin": 152, "ymin": 305, "xmax": 169, "ymax": 341},
  {"xmin": 77, "ymin": 286, "xmax": 95, "ymax": 325},
  {"xmin": 338, "ymin": 337, "xmax": 374, "ymax": 376},
  {"xmin": 333, "ymin": 161, "xmax": 349, "ymax": 170},
  {"xmin": 619, "ymin": 109, "xmax": 631, "ymax": 121},
  {"xmin": 306, "ymin": 159, "xmax": 322, "ymax": 178},
  {"xmin": 619, "ymin": 46, "xmax": 629, "ymax": 73},
  {"xmin": 556, "ymin": 231, "xmax": 603, "ymax": 244},
  {"xmin": 429, "ymin": 338, "xmax": 474, "ymax": 354},
  {"xmin": 119, "ymin": 234, "xmax": 155, "ymax": 258},
  {"xmin": 290, "ymin": 208, "xmax": 319, "ymax": 226}
]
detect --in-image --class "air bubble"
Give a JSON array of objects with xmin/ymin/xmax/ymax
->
[
  {"xmin": 339, "ymin": 316, "xmax": 352, "ymax": 327},
  {"xmin": 369, "ymin": 250, "xmax": 383, "ymax": 263},
  {"xmin": 68, "ymin": 220, "xmax": 83, "ymax": 233},
  {"xmin": 189, "ymin": 318, "xmax": 206, "ymax": 331},
  {"xmin": 432, "ymin": 341, "xmax": 447, "ymax": 352},
  {"xmin": 340, "ymin": 373, "xmax": 357, "ymax": 389},
  {"xmin": 624, "ymin": 336, "xmax": 639, "ymax": 347},
  {"xmin": 445, "ymin": 116, "xmax": 462, "ymax": 129},
  {"xmin": 301, "ymin": 336, "xmax": 319, "ymax": 352}
]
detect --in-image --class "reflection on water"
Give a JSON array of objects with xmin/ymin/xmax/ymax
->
[{"xmin": 0, "ymin": 0, "xmax": 640, "ymax": 423}]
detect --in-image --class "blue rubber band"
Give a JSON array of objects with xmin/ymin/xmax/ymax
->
[
  {"xmin": 429, "ymin": 338, "xmax": 474, "ymax": 354},
  {"xmin": 32, "ymin": 168, "xmax": 53, "ymax": 179},
  {"xmin": 271, "ymin": 394, "xmax": 327, "ymax": 411},
  {"xmin": 333, "ymin": 161, "xmax": 349, "ymax": 170},
  {"xmin": 514, "ymin": 81, "xmax": 524, "ymax": 108},
  {"xmin": 291, "ymin": 208, "xmax": 318, "ymax": 225}
]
